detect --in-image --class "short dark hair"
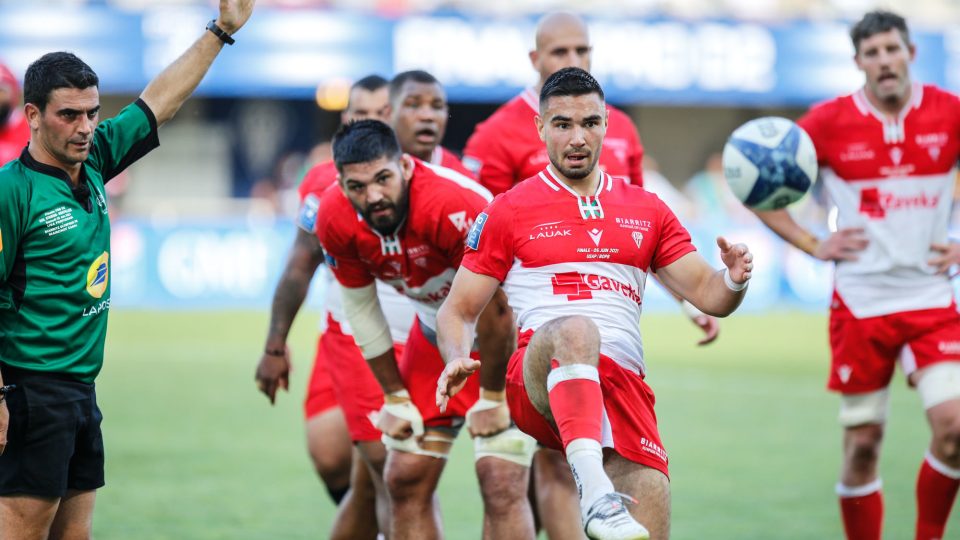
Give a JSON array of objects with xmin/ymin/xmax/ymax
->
[
  {"xmin": 352, "ymin": 74, "xmax": 388, "ymax": 93},
  {"xmin": 23, "ymin": 52, "xmax": 98, "ymax": 111},
  {"xmin": 332, "ymin": 119, "xmax": 402, "ymax": 172},
  {"xmin": 850, "ymin": 10, "xmax": 910, "ymax": 53},
  {"xmin": 539, "ymin": 67, "xmax": 604, "ymax": 110},
  {"xmin": 389, "ymin": 70, "xmax": 440, "ymax": 103}
]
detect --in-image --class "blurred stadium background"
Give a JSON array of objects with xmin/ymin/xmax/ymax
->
[{"xmin": 3, "ymin": 0, "xmax": 959, "ymax": 537}]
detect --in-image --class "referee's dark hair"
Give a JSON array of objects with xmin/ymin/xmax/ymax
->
[
  {"xmin": 332, "ymin": 119, "xmax": 402, "ymax": 173},
  {"xmin": 389, "ymin": 70, "xmax": 440, "ymax": 104},
  {"xmin": 539, "ymin": 67, "xmax": 604, "ymax": 111},
  {"xmin": 24, "ymin": 52, "xmax": 99, "ymax": 111}
]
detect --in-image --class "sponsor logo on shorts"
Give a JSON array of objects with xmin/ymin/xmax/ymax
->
[
  {"xmin": 838, "ymin": 364, "xmax": 853, "ymax": 384},
  {"xmin": 640, "ymin": 437, "xmax": 668, "ymax": 463},
  {"xmin": 551, "ymin": 271, "xmax": 642, "ymax": 304},
  {"xmin": 937, "ymin": 341, "xmax": 960, "ymax": 355},
  {"xmin": 466, "ymin": 212, "xmax": 488, "ymax": 251},
  {"xmin": 86, "ymin": 252, "xmax": 109, "ymax": 298}
]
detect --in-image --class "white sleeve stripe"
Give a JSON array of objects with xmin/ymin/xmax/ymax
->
[{"xmin": 422, "ymin": 161, "xmax": 494, "ymax": 202}]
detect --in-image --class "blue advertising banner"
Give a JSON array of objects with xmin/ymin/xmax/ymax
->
[
  {"xmin": 108, "ymin": 218, "xmax": 837, "ymax": 312},
  {"xmin": 0, "ymin": 6, "xmax": 955, "ymax": 106}
]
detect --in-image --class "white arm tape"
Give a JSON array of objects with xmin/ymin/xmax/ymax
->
[
  {"xmin": 377, "ymin": 400, "xmax": 451, "ymax": 459},
  {"xmin": 341, "ymin": 283, "xmax": 394, "ymax": 359},
  {"xmin": 474, "ymin": 427, "xmax": 538, "ymax": 467},
  {"xmin": 465, "ymin": 398, "xmax": 504, "ymax": 430},
  {"xmin": 723, "ymin": 268, "xmax": 748, "ymax": 292},
  {"xmin": 681, "ymin": 299, "xmax": 705, "ymax": 319}
]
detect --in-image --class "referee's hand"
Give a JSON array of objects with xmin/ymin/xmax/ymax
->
[
  {"xmin": 0, "ymin": 400, "xmax": 8, "ymax": 456},
  {"xmin": 255, "ymin": 346, "xmax": 291, "ymax": 405}
]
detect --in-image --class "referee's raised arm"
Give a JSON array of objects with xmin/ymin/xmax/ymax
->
[{"xmin": 140, "ymin": 0, "xmax": 256, "ymax": 126}]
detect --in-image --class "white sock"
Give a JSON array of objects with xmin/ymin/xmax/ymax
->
[{"xmin": 566, "ymin": 438, "xmax": 616, "ymax": 516}]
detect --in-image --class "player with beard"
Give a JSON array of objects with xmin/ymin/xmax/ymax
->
[
  {"xmin": 436, "ymin": 67, "xmax": 753, "ymax": 540},
  {"xmin": 753, "ymin": 11, "xmax": 960, "ymax": 540},
  {"xmin": 316, "ymin": 120, "xmax": 536, "ymax": 540},
  {"xmin": 256, "ymin": 75, "xmax": 402, "ymax": 539},
  {"xmin": 0, "ymin": 62, "xmax": 30, "ymax": 166}
]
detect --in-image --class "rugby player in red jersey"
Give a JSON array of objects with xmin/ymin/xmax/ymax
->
[{"xmin": 437, "ymin": 67, "xmax": 752, "ymax": 540}]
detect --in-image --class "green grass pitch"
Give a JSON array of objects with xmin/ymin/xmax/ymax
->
[{"xmin": 92, "ymin": 310, "xmax": 958, "ymax": 539}]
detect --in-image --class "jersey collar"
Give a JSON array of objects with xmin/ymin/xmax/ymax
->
[
  {"xmin": 851, "ymin": 82, "xmax": 924, "ymax": 144},
  {"xmin": 538, "ymin": 166, "xmax": 611, "ymax": 220},
  {"xmin": 19, "ymin": 146, "xmax": 95, "ymax": 212}
]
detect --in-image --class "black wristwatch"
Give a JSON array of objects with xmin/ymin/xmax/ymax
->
[
  {"xmin": 0, "ymin": 384, "xmax": 16, "ymax": 404},
  {"xmin": 206, "ymin": 20, "xmax": 235, "ymax": 46}
]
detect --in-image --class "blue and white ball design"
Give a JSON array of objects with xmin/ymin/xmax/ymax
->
[{"xmin": 722, "ymin": 117, "xmax": 818, "ymax": 211}]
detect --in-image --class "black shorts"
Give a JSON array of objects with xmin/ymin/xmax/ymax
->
[{"xmin": 0, "ymin": 363, "xmax": 105, "ymax": 498}]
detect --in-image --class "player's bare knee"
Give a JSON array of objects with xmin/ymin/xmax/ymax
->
[
  {"xmin": 843, "ymin": 426, "xmax": 883, "ymax": 471},
  {"xmin": 548, "ymin": 316, "xmax": 600, "ymax": 365},
  {"xmin": 385, "ymin": 457, "xmax": 436, "ymax": 503},
  {"xmin": 931, "ymin": 410, "xmax": 960, "ymax": 463},
  {"xmin": 477, "ymin": 459, "xmax": 529, "ymax": 514}
]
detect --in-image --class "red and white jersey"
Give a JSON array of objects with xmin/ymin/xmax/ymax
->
[
  {"xmin": 462, "ymin": 167, "xmax": 695, "ymax": 374},
  {"xmin": 316, "ymin": 160, "xmax": 492, "ymax": 332},
  {"xmin": 297, "ymin": 160, "xmax": 415, "ymax": 343},
  {"xmin": 463, "ymin": 87, "xmax": 644, "ymax": 196},
  {"xmin": 799, "ymin": 84, "xmax": 960, "ymax": 318},
  {"xmin": 0, "ymin": 63, "xmax": 29, "ymax": 167}
]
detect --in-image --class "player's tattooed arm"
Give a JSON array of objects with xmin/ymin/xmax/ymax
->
[{"xmin": 255, "ymin": 229, "xmax": 324, "ymax": 404}]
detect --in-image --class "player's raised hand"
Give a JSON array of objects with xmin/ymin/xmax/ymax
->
[
  {"xmin": 928, "ymin": 242, "xmax": 960, "ymax": 275},
  {"xmin": 813, "ymin": 228, "xmax": 869, "ymax": 262},
  {"xmin": 717, "ymin": 236, "xmax": 753, "ymax": 285},
  {"xmin": 255, "ymin": 346, "xmax": 290, "ymax": 405},
  {"xmin": 217, "ymin": 0, "xmax": 256, "ymax": 34},
  {"xmin": 436, "ymin": 356, "xmax": 481, "ymax": 413}
]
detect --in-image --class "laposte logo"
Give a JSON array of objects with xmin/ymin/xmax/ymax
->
[{"xmin": 86, "ymin": 252, "xmax": 109, "ymax": 298}]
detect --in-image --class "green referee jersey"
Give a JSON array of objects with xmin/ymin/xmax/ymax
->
[{"xmin": 0, "ymin": 99, "xmax": 159, "ymax": 383}]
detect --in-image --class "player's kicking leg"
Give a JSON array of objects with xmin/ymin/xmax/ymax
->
[{"xmin": 521, "ymin": 315, "xmax": 654, "ymax": 540}]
